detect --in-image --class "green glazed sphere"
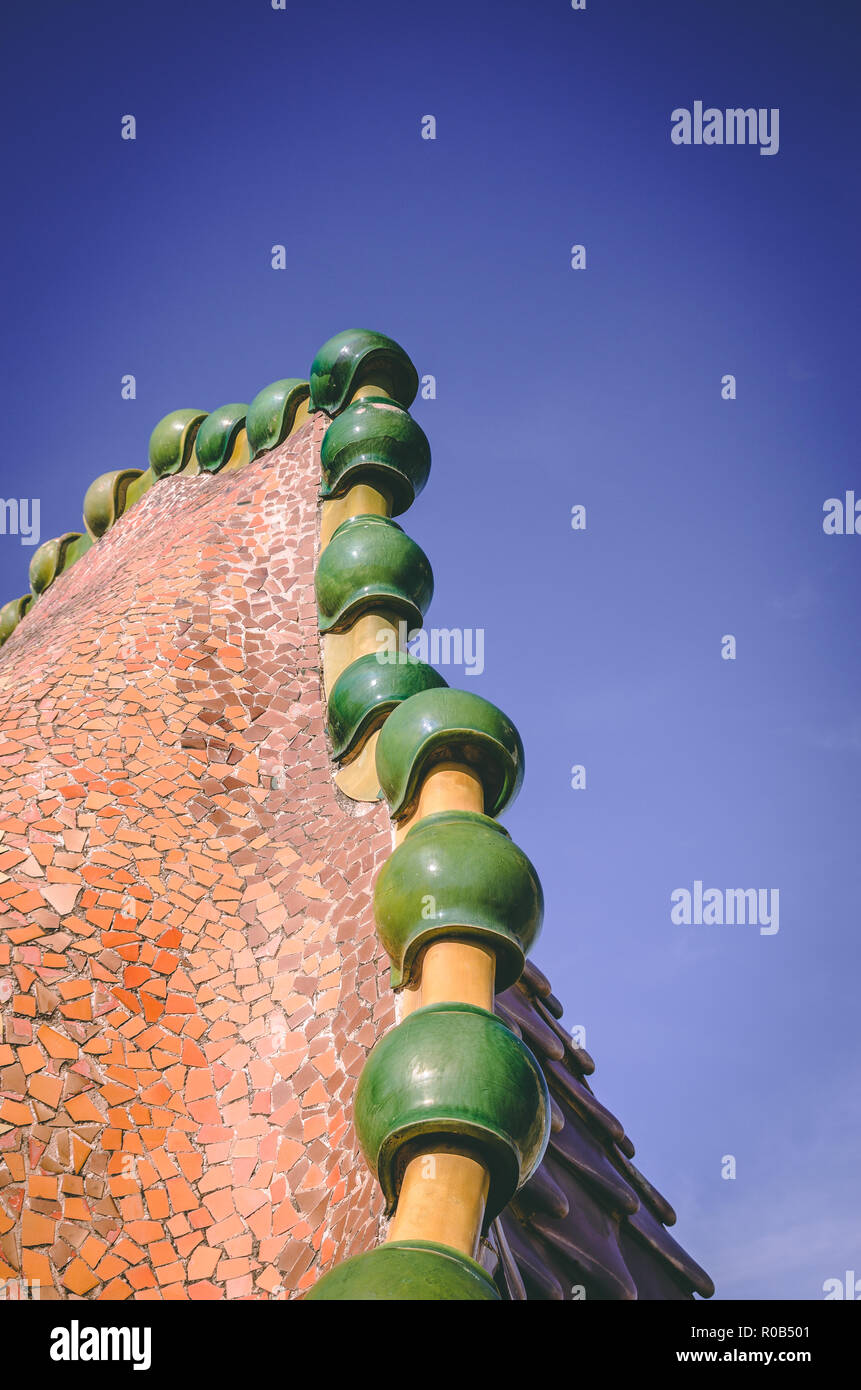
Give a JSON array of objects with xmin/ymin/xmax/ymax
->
[
  {"xmin": 374, "ymin": 809, "xmax": 543, "ymax": 991},
  {"xmin": 28, "ymin": 539, "xmax": 57, "ymax": 597},
  {"xmin": 28, "ymin": 533, "xmax": 89, "ymax": 597},
  {"xmin": 194, "ymin": 404, "xmax": 248, "ymax": 474},
  {"xmin": 0, "ymin": 595, "xmax": 32, "ymax": 646},
  {"xmin": 375, "ymin": 687, "xmax": 525, "ymax": 821},
  {"xmin": 327, "ymin": 652, "xmax": 447, "ymax": 761},
  {"xmin": 83, "ymin": 468, "xmax": 143, "ymax": 539},
  {"xmin": 304, "ymin": 1240, "xmax": 500, "ymax": 1301},
  {"xmin": 355, "ymin": 1002, "xmax": 550, "ymax": 1224},
  {"xmin": 309, "ymin": 328, "xmax": 419, "ymax": 415},
  {"xmin": 148, "ymin": 408, "xmax": 208, "ymax": 479},
  {"xmin": 246, "ymin": 378, "xmax": 310, "ymax": 457},
  {"xmin": 315, "ymin": 515, "xmax": 433, "ymax": 634},
  {"xmin": 320, "ymin": 397, "xmax": 430, "ymax": 515}
]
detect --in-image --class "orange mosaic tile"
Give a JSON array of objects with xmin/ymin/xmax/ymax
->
[{"xmin": 0, "ymin": 416, "xmax": 395, "ymax": 1299}]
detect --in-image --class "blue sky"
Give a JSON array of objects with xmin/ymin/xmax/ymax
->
[{"xmin": 1, "ymin": 0, "xmax": 859, "ymax": 1299}]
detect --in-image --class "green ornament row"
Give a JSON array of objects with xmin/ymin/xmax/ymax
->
[
  {"xmin": 314, "ymin": 372, "xmax": 536, "ymax": 997},
  {"xmin": 0, "ymin": 327, "xmax": 420, "ymax": 648},
  {"xmin": 370, "ymin": 689, "xmax": 539, "ymax": 1003},
  {"xmin": 328, "ymin": 675, "xmax": 540, "ymax": 992},
  {"xmin": 316, "ymin": 681, "xmax": 549, "ymax": 1298},
  {"xmin": 312, "ymin": 337, "xmax": 552, "ymax": 1303}
]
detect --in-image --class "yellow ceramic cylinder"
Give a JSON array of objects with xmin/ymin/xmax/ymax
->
[
  {"xmin": 385, "ymin": 1152, "xmax": 490, "ymax": 1258},
  {"xmin": 320, "ymin": 482, "xmax": 391, "ymax": 549}
]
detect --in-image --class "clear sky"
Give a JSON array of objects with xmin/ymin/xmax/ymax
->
[{"xmin": 1, "ymin": 0, "xmax": 859, "ymax": 1300}]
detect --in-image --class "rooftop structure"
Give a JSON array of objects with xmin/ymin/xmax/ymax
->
[{"xmin": 0, "ymin": 330, "xmax": 712, "ymax": 1300}]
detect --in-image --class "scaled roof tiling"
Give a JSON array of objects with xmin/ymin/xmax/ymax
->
[{"xmin": 488, "ymin": 959, "xmax": 714, "ymax": 1301}]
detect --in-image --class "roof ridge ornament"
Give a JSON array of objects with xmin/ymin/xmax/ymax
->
[
  {"xmin": 309, "ymin": 328, "xmax": 419, "ymax": 416},
  {"xmin": 0, "ymin": 369, "xmax": 314, "ymax": 644},
  {"xmin": 309, "ymin": 329, "xmax": 550, "ymax": 1300}
]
